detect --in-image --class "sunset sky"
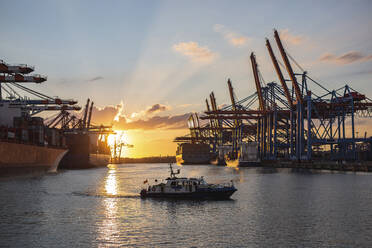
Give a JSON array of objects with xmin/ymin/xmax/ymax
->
[{"xmin": 1, "ymin": 0, "xmax": 371, "ymax": 157}]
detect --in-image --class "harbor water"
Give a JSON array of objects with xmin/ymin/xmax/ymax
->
[{"xmin": 1, "ymin": 163, "xmax": 372, "ymax": 247}]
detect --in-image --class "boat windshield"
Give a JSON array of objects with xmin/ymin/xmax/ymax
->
[{"xmin": 199, "ymin": 178, "xmax": 208, "ymax": 185}]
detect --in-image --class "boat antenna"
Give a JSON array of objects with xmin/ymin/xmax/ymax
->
[{"xmin": 169, "ymin": 163, "xmax": 180, "ymax": 178}]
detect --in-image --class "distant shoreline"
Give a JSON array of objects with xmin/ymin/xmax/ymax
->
[{"xmin": 111, "ymin": 156, "xmax": 176, "ymax": 164}]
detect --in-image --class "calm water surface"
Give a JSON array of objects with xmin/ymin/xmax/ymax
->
[{"xmin": 1, "ymin": 164, "xmax": 372, "ymax": 247}]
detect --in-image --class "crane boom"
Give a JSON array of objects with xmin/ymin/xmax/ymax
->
[
  {"xmin": 266, "ymin": 38, "xmax": 294, "ymax": 109},
  {"xmin": 205, "ymin": 98, "xmax": 215, "ymax": 131},
  {"xmin": 47, "ymin": 111, "xmax": 65, "ymax": 127},
  {"xmin": 205, "ymin": 98, "xmax": 211, "ymax": 112},
  {"xmin": 250, "ymin": 52, "xmax": 265, "ymax": 111},
  {"xmin": 274, "ymin": 29, "xmax": 303, "ymax": 105},
  {"xmin": 210, "ymin": 92, "xmax": 220, "ymax": 128},
  {"xmin": 87, "ymin": 101, "xmax": 94, "ymax": 129},
  {"xmin": 61, "ymin": 115, "xmax": 76, "ymax": 129},
  {"xmin": 227, "ymin": 79, "xmax": 240, "ymax": 126},
  {"xmin": 210, "ymin": 92, "xmax": 217, "ymax": 112},
  {"xmin": 82, "ymin": 98, "xmax": 90, "ymax": 129},
  {"xmin": 227, "ymin": 79, "xmax": 237, "ymax": 111}
]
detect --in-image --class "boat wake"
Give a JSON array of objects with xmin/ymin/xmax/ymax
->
[{"xmin": 72, "ymin": 191, "xmax": 140, "ymax": 199}]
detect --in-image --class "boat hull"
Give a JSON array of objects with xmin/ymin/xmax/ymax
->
[
  {"xmin": 141, "ymin": 188, "xmax": 237, "ymax": 200},
  {"xmin": 0, "ymin": 141, "xmax": 67, "ymax": 176}
]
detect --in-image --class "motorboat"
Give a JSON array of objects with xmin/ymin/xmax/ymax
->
[{"xmin": 140, "ymin": 164, "xmax": 237, "ymax": 199}]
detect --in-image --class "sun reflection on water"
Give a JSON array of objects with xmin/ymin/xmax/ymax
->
[
  {"xmin": 105, "ymin": 169, "xmax": 118, "ymax": 196},
  {"xmin": 97, "ymin": 168, "xmax": 120, "ymax": 246}
]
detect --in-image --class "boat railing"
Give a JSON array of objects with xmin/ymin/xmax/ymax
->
[{"xmin": 209, "ymin": 181, "xmax": 234, "ymax": 188}]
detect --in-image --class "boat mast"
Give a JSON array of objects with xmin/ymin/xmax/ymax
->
[{"xmin": 169, "ymin": 163, "xmax": 180, "ymax": 178}]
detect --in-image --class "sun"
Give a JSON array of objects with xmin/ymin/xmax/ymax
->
[
  {"xmin": 106, "ymin": 130, "xmax": 131, "ymax": 158},
  {"xmin": 107, "ymin": 130, "xmax": 130, "ymax": 147}
]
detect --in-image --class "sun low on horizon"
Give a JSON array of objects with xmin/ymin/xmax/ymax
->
[
  {"xmin": 106, "ymin": 130, "xmax": 131, "ymax": 158},
  {"xmin": 105, "ymin": 128, "xmax": 186, "ymax": 158}
]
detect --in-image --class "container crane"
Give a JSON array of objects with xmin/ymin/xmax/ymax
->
[
  {"xmin": 266, "ymin": 38, "xmax": 294, "ymax": 110},
  {"xmin": 82, "ymin": 98, "xmax": 90, "ymax": 129},
  {"xmin": 274, "ymin": 29, "xmax": 303, "ymax": 105},
  {"xmin": 250, "ymin": 52, "xmax": 266, "ymax": 111},
  {"xmin": 227, "ymin": 79, "xmax": 241, "ymax": 157},
  {"xmin": 87, "ymin": 101, "xmax": 94, "ymax": 129}
]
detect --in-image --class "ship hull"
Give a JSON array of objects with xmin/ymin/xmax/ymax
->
[
  {"xmin": 176, "ymin": 154, "xmax": 211, "ymax": 165},
  {"xmin": 59, "ymin": 133, "xmax": 111, "ymax": 169},
  {"xmin": 89, "ymin": 153, "xmax": 111, "ymax": 167},
  {"xmin": 60, "ymin": 153, "xmax": 111, "ymax": 169},
  {"xmin": 0, "ymin": 141, "xmax": 67, "ymax": 176},
  {"xmin": 176, "ymin": 143, "xmax": 212, "ymax": 165},
  {"xmin": 210, "ymin": 157, "xmax": 226, "ymax": 166}
]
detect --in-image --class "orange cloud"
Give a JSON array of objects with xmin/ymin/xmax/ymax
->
[
  {"xmin": 172, "ymin": 41, "xmax": 217, "ymax": 63},
  {"xmin": 279, "ymin": 29, "xmax": 304, "ymax": 45},
  {"xmin": 90, "ymin": 102, "xmax": 187, "ymax": 130},
  {"xmin": 214, "ymin": 24, "xmax": 248, "ymax": 47},
  {"xmin": 320, "ymin": 51, "xmax": 372, "ymax": 65},
  {"xmin": 146, "ymin": 103, "xmax": 169, "ymax": 114},
  {"xmin": 130, "ymin": 103, "xmax": 170, "ymax": 120},
  {"xmin": 91, "ymin": 104, "xmax": 122, "ymax": 125}
]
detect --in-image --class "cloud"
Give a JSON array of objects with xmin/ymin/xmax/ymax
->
[
  {"xmin": 172, "ymin": 41, "xmax": 217, "ymax": 63},
  {"xmin": 279, "ymin": 29, "xmax": 303, "ymax": 45},
  {"xmin": 177, "ymin": 103, "xmax": 202, "ymax": 108},
  {"xmin": 113, "ymin": 113, "xmax": 190, "ymax": 130},
  {"xmin": 350, "ymin": 69, "xmax": 372, "ymax": 75},
  {"xmin": 87, "ymin": 76, "xmax": 104, "ymax": 82},
  {"xmin": 90, "ymin": 103, "xmax": 122, "ymax": 125},
  {"xmin": 214, "ymin": 24, "xmax": 248, "ymax": 47},
  {"xmin": 319, "ymin": 51, "xmax": 372, "ymax": 65},
  {"xmin": 130, "ymin": 103, "xmax": 170, "ymax": 119},
  {"xmin": 89, "ymin": 102, "xmax": 187, "ymax": 130},
  {"xmin": 146, "ymin": 103, "xmax": 169, "ymax": 114},
  {"xmin": 178, "ymin": 103, "xmax": 193, "ymax": 108}
]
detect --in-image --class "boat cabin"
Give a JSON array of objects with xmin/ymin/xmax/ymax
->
[
  {"xmin": 147, "ymin": 176, "xmax": 209, "ymax": 194},
  {"xmin": 141, "ymin": 163, "xmax": 237, "ymax": 199}
]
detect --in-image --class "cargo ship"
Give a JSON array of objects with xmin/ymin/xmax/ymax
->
[
  {"xmin": 176, "ymin": 143, "xmax": 214, "ymax": 165},
  {"xmin": 0, "ymin": 140, "xmax": 67, "ymax": 175},
  {"xmin": 0, "ymin": 59, "xmax": 80, "ymax": 175},
  {"xmin": 225, "ymin": 142, "xmax": 260, "ymax": 167},
  {"xmin": 58, "ymin": 98, "xmax": 114, "ymax": 169},
  {"xmin": 59, "ymin": 132, "xmax": 111, "ymax": 169}
]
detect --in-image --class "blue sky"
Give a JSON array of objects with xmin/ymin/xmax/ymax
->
[{"xmin": 1, "ymin": 0, "xmax": 371, "ymax": 125}]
